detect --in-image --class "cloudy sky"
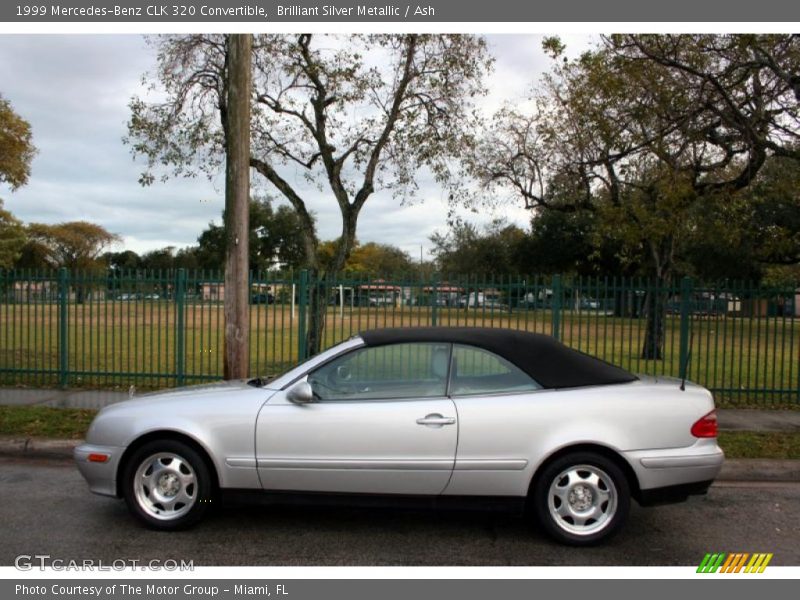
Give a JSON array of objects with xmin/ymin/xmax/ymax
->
[{"xmin": 0, "ymin": 34, "xmax": 591, "ymax": 260}]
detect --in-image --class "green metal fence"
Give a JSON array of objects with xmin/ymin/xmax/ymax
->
[{"xmin": 0, "ymin": 269, "xmax": 798, "ymax": 405}]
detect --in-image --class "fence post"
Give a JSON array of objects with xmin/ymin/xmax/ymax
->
[
  {"xmin": 298, "ymin": 269, "xmax": 308, "ymax": 362},
  {"xmin": 58, "ymin": 268, "xmax": 69, "ymax": 388},
  {"xmin": 175, "ymin": 268, "xmax": 187, "ymax": 387},
  {"xmin": 551, "ymin": 274, "xmax": 562, "ymax": 341},
  {"xmin": 678, "ymin": 276, "xmax": 693, "ymax": 381}
]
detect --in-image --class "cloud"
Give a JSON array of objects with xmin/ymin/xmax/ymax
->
[{"xmin": 0, "ymin": 33, "xmax": 592, "ymax": 260}]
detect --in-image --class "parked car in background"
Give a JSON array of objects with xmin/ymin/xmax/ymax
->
[
  {"xmin": 578, "ymin": 297, "xmax": 600, "ymax": 310},
  {"xmin": 75, "ymin": 327, "xmax": 723, "ymax": 545},
  {"xmin": 459, "ymin": 291, "xmax": 508, "ymax": 310},
  {"xmin": 358, "ymin": 292, "xmax": 396, "ymax": 307},
  {"xmin": 250, "ymin": 292, "xmax": 275, "ymax": 305}
]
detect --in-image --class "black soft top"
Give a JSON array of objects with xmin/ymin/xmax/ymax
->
[{"xmin": 359, "ymin": 327, "xmax": 637, "ymax": 389}]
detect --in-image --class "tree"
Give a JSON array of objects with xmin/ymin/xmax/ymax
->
[
  {"xmin": 27, "ymin": 221, "xmax": 120, "ymax": 302},
  {"xmin": 430, "ymin": 219, "xmax": 526, "ymax": 275},
  {"xmin": 174, "ymin": 246, "xmax": 200, "ymax": 270},
  {"xmin": 0, "ymin": 200, "xmax": 26, "ymax": 269},
  {"xmin": 678, "ymin": 155, "xmax": 800, "ymax": 281},
  {"xmin": 103, "ymin": 250, "xmax": 144, "ymax": 296},
  {"xmin": 266, "ymin": 204, "xmax": 309, "ymax": 270},
  {"xmin": 14, "ymin": 240, "xmax": 49, "ymax": 270},
  {"xmin": 736, "ymin": 156, "xmax": 800, "ymax": 267},
  {"xmin": 196, "ymin": 197, "xmax": 309, "ymax": 271},
  {"xmin": 104, "ymin": 250, "xmax": 143, "ymax": 272},
  {"xmin": 606, "ymin": 35, "xmax": 800, "ymax": 163},
  {"xmin": 470, "ymin": 35, "xmax": 800, "ymax": 359},
  {"xmin": 762, "ymin": 264, "xmax": 800, "ymax": 288},
  {"xmin": 27, "ymin": 221, "xmax": 120, "ymax": 271},
  {"xmin": 140, "ymin": 246, "xmax": 179, "ymax": 270},
  {"xmin": 518, "ymin": 210, "xmax": 633, "ymax": 276},
  {"xmin": 1, "ymin": 96, "xmax": 36, "ymax": 268},
  {"xmin": 348, "ymin": 242, "xmax": 415, "ymax": 275},
  {"xmin": 127, "ymin": 34, "xmax": 492, "ymax": 355},
  {"xmin": 194, "ymin": 225, "xmax": 225, "ymax": 271},
  {"xmin": 0, "ymin": 95, "xmax": 36, "ymax": 191},
  {"xmin": 318, "ymin": 240, "xmax": 415, "ymax": 275}
]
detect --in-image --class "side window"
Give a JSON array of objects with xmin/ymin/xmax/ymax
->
[
  {"xmin": 308, "ymin": 342, "xmax": 451, "ymax": 401},
  {"xmin": 450, "ymin": 344, "xmax": 541, "ymax": 396}
]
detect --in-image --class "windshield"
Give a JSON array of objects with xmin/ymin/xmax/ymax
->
[{"xmin": 250, "ymin": 335, "xmax": 364, "ymax": 388}]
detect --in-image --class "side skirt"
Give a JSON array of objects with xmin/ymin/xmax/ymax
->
[{"xmin": 221, "ymin": 489, "xmax": 527, "ymax": 515}]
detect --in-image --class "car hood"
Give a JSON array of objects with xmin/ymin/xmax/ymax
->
[
  {"xmin": 134, "ymin": 379, "xmax": 255, "ymax": 399},
  {"xmin": 101, "ymin": 379, "xmax": 261, "ymax": 414}
]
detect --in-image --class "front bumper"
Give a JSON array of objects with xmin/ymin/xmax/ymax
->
[
  {"xmin": 74, "ymin": 443, "xmax": 125, "ymax": 497},
  {"xmin": 623, "ymin": 438, "xmax": 724, "ymax": 493}
]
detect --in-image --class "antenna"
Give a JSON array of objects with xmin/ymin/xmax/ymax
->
[{"xmin": 680, "ymin": 332, "xmax": 694, "ymax": 391}]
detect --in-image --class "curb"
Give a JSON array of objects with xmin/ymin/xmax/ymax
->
[
  {"xmin": 0, "ymin": 436, "xmax": 798, "ymax": 482},
  {"xmin": 0, "ymin": 437, "xmax": 81, "ymax": 459},
  {"xmin": 718, "ymin": 458, "xmax": 800, "ymax": 482}
]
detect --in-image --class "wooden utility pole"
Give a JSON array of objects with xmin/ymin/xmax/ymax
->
[{"xmin": 223, "ymin": 34, "xmax": 252, "ymax": 380}]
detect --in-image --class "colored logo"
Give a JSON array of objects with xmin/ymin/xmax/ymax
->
[{"xmin": 697, "ymin": 553, "xmax": 773, "ymax": 573}]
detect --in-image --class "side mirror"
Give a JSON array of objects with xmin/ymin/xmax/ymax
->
[{"xmin": 286, "ymin": 381, "xmax": 314, "ymax": 405}]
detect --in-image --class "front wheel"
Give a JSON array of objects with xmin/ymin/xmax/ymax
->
[
  {"xmin": 122, "ymin": 439, "xmax": 213, "ymax": 530},
  {"xmin": 531, "ymin": 452, "xmax": 630, "ymax": 545}
]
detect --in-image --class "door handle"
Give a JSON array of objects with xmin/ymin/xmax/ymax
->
[{"xmin": 416, "ymin": 413, "xmax": 456, "ymax": 427}]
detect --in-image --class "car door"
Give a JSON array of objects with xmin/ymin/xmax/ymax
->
[
  {"xmin": 444, "ymin": 343, "xmax": 544, "ymax": 497},
  {"xmin": 255, "ymin": 342, "xmax": 458, "ymax": 495}
]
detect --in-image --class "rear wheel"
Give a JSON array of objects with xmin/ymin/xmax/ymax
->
[
  {"xmin": 532, "ymin": 452, "xmax": 630, "ymax": 545},
  {"xmin": 122, "ymin": 439, "xmax": 213, "ymax": 530}
]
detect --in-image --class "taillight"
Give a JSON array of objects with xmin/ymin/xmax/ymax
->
[{"xmin": 691, "ymin": 410, "xmax": 718, "ymax": 438}]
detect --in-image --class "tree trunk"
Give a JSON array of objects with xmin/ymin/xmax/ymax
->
[
  {"xmin": 641, "ymin": 266, "xmax": 674, "ymax": 360},
  {"xmin": 613, "ymin": 287, "xmax": 625, "ymax": 317},
  {"xmin": 640, "ymin": 235, "xmax": 675, "ymax": 361},
  {"xmin": 304, "ymin": 210, "xmax": 359, "ymax": 357},
  {"xmin": 640, "ymin": 285, "xmax": 667, "ymax": 360},
  {"xmin": 223, "ymin": 34, "xmax": 252, "ymax": 380},
  {"xmin": 305, "ymin": 270, "xmax": 327, "ymax": 358}
]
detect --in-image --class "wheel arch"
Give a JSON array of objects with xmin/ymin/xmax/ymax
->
[
  {"xmin": 526, "ymin": 443, "xmax": 641, "ymax": 503},
  {"xmin": 116, "ymin": 430, "xmax": 221, "ymax": 498}
]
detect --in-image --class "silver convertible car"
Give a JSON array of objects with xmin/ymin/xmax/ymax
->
[{"xmin": 75, "ymin": 327, "xmax": 724, "ymax": 545}]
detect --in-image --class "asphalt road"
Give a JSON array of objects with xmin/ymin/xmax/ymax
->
[{"xmin": 1, "ymin": 456, "xmax": 797, "ymax": 567}]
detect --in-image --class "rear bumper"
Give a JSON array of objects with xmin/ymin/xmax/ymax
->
[
  {"xmin": 623, "ymin": 438, "xmax": 724, "ymax": 492},
  {"xmin": 74, "ymin": 443, "xmax": 124, "ymax": 498},
  {"xmin": 637, "ymin": 479, "xmax": 714, "ymax": 506}
]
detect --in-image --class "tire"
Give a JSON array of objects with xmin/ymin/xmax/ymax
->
[
  {"xmin": 122, "ymin": 439, "xmax": 214, "ymax": 530},
  {"xmin": 531, "ymin": 451, "xmax": 630, "ymax": 546}
]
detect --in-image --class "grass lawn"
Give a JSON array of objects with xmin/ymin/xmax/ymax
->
[
  {"xmin": 1, "ymin": 405, "xmax": 798, "ymax": 459},
  {"xmin": 716, "ymin": 431, "xmax": 800, "ymax": 459},
  {"xmin": 0, "ymin": 406, "xmax": 97, "ymax": 440}
]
